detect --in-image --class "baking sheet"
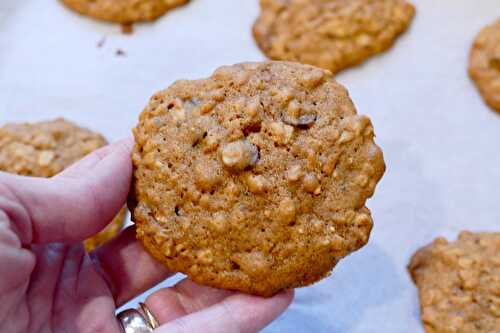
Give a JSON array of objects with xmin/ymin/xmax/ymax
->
[{"xmin": 1, "ymin": 0, "xmax": 499, "ymax": 332}]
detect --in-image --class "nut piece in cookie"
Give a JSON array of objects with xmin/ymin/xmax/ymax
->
[
  {"xmin": 0, "ymin": 118, "xmax": 126, "ymax": 251},
  {"xmin": 408, "ymin": 231, "xmax": 500, "ymax": 333},
  {"xmin": 253, "ymin": 0, "xmax": 415, "ymax": 73},
  {"xmin": 60, "ymin": 0, "xmax": 189, "ymax": 24},
  {"xmin": 469, "ymin": 19, "xmax": 500, "ymax": 113},
  {"xmin": 130, "ymin": 61, "xmax": 385, "ymax": 296}
]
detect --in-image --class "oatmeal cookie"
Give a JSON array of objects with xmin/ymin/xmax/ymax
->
[
  {"xmin": 0, "ymin": 118, "xmax": 126, "ymax": 251},
  {"xmin": 130, "ymin": 61, "xmax": 385, "ymax": 296},
  {"xmin": 60, "ymin": 0, "xmax": 189, "ymax": 24},
  {"xmin": 409, "ymin": 232, "xmax": 500, "ymax": 333},
  {"xmin": 253, "ymin": 0, "xmax": 415, "ymax": 73},
  {"xmin": 469, "ymin": 19, "xmax": 500, "ymax": 112}
]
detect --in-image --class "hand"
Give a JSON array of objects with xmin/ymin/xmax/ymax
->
[{"xmin": 0, "ymin": 138, "xmax": 293, "ymax": 333}]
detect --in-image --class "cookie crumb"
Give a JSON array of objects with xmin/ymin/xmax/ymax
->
[
  {"xmin": 115, "ymin": 49, "xmax": 126, "ymax": 57},
  {"xmin": 97, "ymin": 37, "xmax": 106, "ymax": 48},
  {"xmin": 121, "ymin": 23, "xmax": 134, "ymax": 35}
]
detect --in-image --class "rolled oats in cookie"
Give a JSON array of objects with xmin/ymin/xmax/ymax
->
[
  {"xmin": 408, "ymin": 232, "xmax": 500, "ymax": 333},
  {"xmin": 469, "ymin": 19, "xmax": 500, "ymax": 113},
  {"xmin": 253, "ymin": 0, "xmax": 415, "ymax": 73},
  {"xmin": 0, "ymin": 118, "xmax": 126, "ymax": 251},
  {"xmin": 130, "ymin": 61, "xmax": 385, "ymax": 296},
  {"xmin": 60, "ymin": 0, "xmax": 189, "ymax": 24}
]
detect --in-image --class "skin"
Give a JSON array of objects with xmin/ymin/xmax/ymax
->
[{"xmin": 0, "ymin": 138, "xmax": 294, "ymax": 333}]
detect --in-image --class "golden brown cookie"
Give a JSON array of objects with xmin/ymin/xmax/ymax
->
[
  {"xmin": 84, "ymin": 207, "xmax": 127, "ymax": 252},
  {"xmin": 0, "ymin": 118, "xmax": 126, "ymax": 251},
  {"xmin": 60, "ymin": 0, "xmax": 189, "ymax": 24},
  {"xmin": 0, "ymin": 118, "xmax": 107, "ymax": 177},
  {"xmin": 253, "ymin": 0, "xmax": 415, "ymax": 74},
  {"xmin": 130, "ymin": 61, "xmax": 385, "ymax": 296},
  {"xmin": 408, "ymin": 232, "xmax": 500, "ymax": 333},
  {"xmin": 469, "ymin": 19, "xmax": 500, "ymax": 113}
]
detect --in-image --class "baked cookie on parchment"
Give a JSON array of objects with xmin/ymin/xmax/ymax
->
[
  {"xmin": 130, "ymin": 61, "xmax": 385, "ymax": 296},
  {"xmin": 0, "ymin": 118, "xmax": 126, "ymax": 252},
  {"xmin": 60, "ymin": 0, "xmax": 189, "ymax": 24},
  {"xmin": 469, "ymin": 19, "xmax": 500, "ymax": 113},
  {"xmin": 253, "ymin": 0, "xmax": 415, "ymax": 73},
  {"xmin": 408, "ymin": 231, "xmax": 500, "ymax": 333}
]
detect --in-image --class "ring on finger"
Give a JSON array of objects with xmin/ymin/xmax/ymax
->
[{"xmin": 116, "ymin": 302, "xmax": 160, "ymax": 332}]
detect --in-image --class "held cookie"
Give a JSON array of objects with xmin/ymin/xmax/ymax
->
[
  {"xmin": 469, "ymin": 19, "xmax": 500, "ymax": 113},
  {"xmin": 60, "ymin": 0, "xmax": 189, "ymax": 24},
  {"xmin": 408, "ymin": 232, "xmax": 500, "ymax": 333},
  {"xmin": 253, "ymin": 0, "xmax": 415, "ymax": 73},
  {"xmin": 0, "ymin": 118, "xmax": 126, "ymax": 251},
  {"xmin": 130, "ymin": 61, "xmax": 385, "ymax": 296}
]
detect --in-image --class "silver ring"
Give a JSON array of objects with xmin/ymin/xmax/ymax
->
[
  {"xmin": 117, "ymin": 302, "xmax": 159, "ymax": 333},
  {"xmin": 139, "ymin": 302, "xmax": 160, "ymax": 329}
]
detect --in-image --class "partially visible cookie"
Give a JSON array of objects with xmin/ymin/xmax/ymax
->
[
  {"xmin": 253, "ymin": 0, "xmax": 415, "ymax": 73},
  {"xmin": 0, "ymin": 118, "xmax": 125, "ymax": 251},
  {"xmin": 469, "ymin": 19, "xmax": 500, "ymax": 113},
  {"xmin": 408, "ymin": 232, "xmax": 500, "ymax": 333},
  {"xmin": 0, "ymin": 118, "xmax": 106, "ymax": 177},
  {"xmin": 84, "ymin": 207, "xmax": 127, "ymax": 252},
  {"xmin": 130, "ymin": 61, "xmax": 385, "ymax": 296},
  {"xmin": 60, "ymin": 0, "xmax": 189, "ymax": 24}
]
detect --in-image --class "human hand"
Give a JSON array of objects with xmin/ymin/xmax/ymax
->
[{"xmin": 0, "ymin": 138, "xmax": 293, "ymax": 333}]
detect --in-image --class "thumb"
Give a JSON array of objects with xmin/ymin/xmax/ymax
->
[{"xmin": 0, "ymin": 138, "xmax": 133, "ymax": 244}]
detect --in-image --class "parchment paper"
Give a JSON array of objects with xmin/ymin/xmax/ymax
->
[{"xmin": 1, "ymin": 1, "xmax": 499, "ymax": 332}]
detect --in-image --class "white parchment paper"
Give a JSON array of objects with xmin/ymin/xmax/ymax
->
[{"xmin": 1, "ymin": 1, "xmax": 499, "ymax": 332}]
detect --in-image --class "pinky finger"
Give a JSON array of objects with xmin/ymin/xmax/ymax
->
[{"xmin": 154, "ymin": 289, "xmax": 294, "ymax": 333}]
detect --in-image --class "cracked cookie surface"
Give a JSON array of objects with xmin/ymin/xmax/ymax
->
[
  {"xmin": 0, "ymin": 118, "xmax": 125, "ymax": 252},
  {"xmin": 130, "ymin": 61, "xmax": 385, "ymax": 296},
  {"xmin": 469, "ymin": 19, "xmax": 500, "ymax": 113},
  {"xmin": 60, "ymin": 0, "xmax": 188, "ymax": 24},
  {"xmin": 253, "ymin": 0, "xmax": 415, "ymax": 73},
  {"xmin": 409, "ymin": 232, "xmax": 500, "ymax": 333}
]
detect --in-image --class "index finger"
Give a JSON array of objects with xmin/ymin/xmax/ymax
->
[{"xmin": 155, "ymin": 290, "xmax": 294, "ymax": 333}]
